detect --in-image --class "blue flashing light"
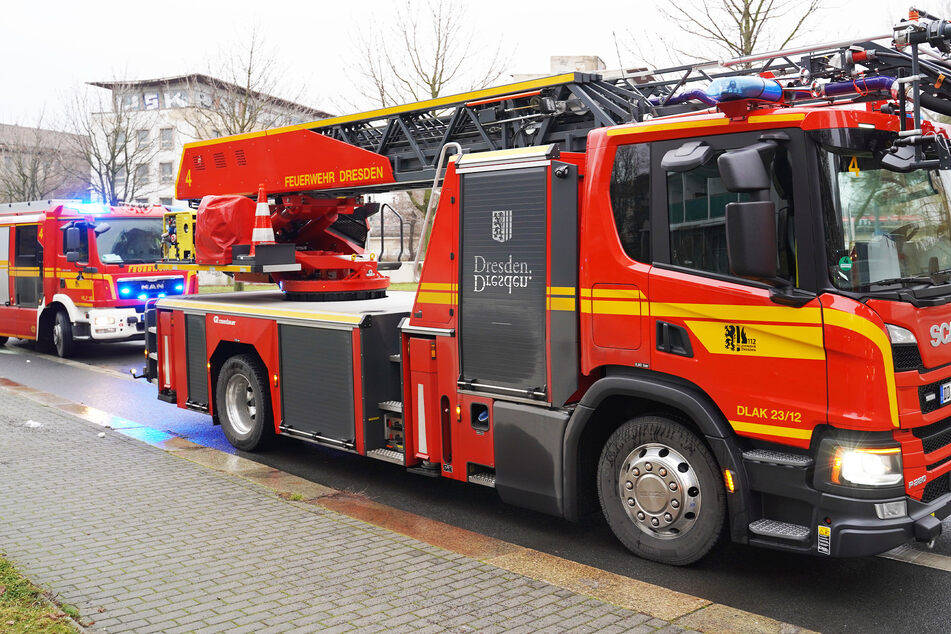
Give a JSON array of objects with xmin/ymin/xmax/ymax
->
[
  {"xmin": 706, "ymin": 77, "xmax": 783, "ymax": 103},
  {"xmin": 72, "ymin": 202, "xmax": 109, "ymax": 215},
  {"xmin": 137, "ymin": 294, "xmax": 148, "ymax": 301},
  {"xmin": 158, "ymin": 293, "xmax": 166, "ymax": 298},
  {"xmin": 174, "ymin": 283, "xmax": 184, "ymax": 292},
  {"xmin": 119, "ymin": 286, "xmax": 132, "ymax": 296}
]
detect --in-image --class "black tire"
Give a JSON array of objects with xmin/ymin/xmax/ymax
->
[
  {"xmin": 597, "ymin": 416, "xmax": 725, "ymax": 566},
  {"xmin": 0, "ymin": 336, "xmax": 8, "ymax": 346},
  {"xmin": 215, "ymin": 354, "xmax": 273, "ymax": 451},
  {"xmin": 53, "ymin": 310, "xmax": 75, "ymax": 358}
]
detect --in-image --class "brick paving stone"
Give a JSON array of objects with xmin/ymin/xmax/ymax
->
[{"xmin": 0, "ymin": 390, "xmax": 678, "ymax": 633}]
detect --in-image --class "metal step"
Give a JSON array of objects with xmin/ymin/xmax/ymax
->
[
  {"xmin": 389, "ymin": 354, "xmax": 402, "ymax": 363},
  {"xmin": 378, "ymin": 400, "xmax": 403, "ymax": 414},
  {"xmin": 468, "ymin": 472, "xmax": 496, "ymax": 488},
  {"xmin": 147, "ymin": 326, "xmax": 157, "ymax": 334},
  {"xmin": 743, "ymin": 449, "xmax": 814, "ymax": 467},
  {"xmin": 748, "ymin": 519, "xmax": 810, "ymax": 542},
  {"xmin": 148, "ymin": 352, "xmax": 158, "ymax": 360},
  {"xmin": 367, "ymin": 448, "xmax": 405, "ymax": 465}
]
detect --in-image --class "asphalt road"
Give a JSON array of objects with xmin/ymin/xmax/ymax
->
[{"xmin": 3, "ymin": 338, "xmax": 951, "ymax": 633}]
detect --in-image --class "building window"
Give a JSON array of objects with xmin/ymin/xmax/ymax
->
[
  {"xmin": 115, "ymin": 166, "xmax": 127, "ymax": 187},
  {"xmin": 159, "ymin": 162, "xmax": 174, "ymax": 184},
  {"xmin": 120, "ymin": 93, "xmax": 140, "ymax": 111},
  {"xmin": 135, "ymin": 164, "xmax": 149, "ymax": 187},
  {"xmin": 160, "ymin": 128, "xmax": 174, "ymax": 151},
  {"xmin": 211, "ymin": 129, "xmax": 222, "ymax": 138},
  {"xmin": 136, "ymin": 129, "xmax": 149, "ymax": 147},
  {"xmin": 159, "ymin": 198, "xmax": 173, "ymax": 207},
  {"xmin": 610, "ymin": 144, "xmax": 651, "ymax": 263}
]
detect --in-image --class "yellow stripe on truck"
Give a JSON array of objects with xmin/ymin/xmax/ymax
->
[
  {"xmin": 730, "ymin": 419, "xmax": 813, "ymax": 441},
  {"xmin": 823, "ymin": 310, "xmax": 899, "ymax": 428}
]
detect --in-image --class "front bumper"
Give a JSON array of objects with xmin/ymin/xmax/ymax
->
[
  {"xmin": 78, "ymin": 308, "xmax": 145, "ymax": 341},
  {"xmin": 819, "ymin": 490, "xmax": 951, "ymax": 557}
]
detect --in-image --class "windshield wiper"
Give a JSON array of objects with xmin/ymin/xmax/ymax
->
[
  {"xmin": 927, "ymin": 268, "xmax": 951, "ymax": 284},
  {"xmin": 865, "ymin": 275, "xmax": 936, "ymax": 288}
]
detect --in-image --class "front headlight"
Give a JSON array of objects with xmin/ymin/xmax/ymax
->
[
  {"xmin": 815, "ymin": 434, "xmax": 905, "ymax": 495},
  {"xmin": 831, "ymin": 446, "xmax": 903, "ymax": 487},
  {"xmin": 94, "ymin": 315, "xmax": 116, "ymax": 326}
]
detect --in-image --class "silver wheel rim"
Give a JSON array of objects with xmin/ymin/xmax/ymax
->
[
  {"xmin": 53, "ymin": 321, "xmax": 63, "ymax": 351},
  {"xmin": 224, "ymin": 374, "xmax": 256, "ymax": 437},
  {"xmin": 618, "ymin": 443, "xmax": 702, "ymax": 540}
]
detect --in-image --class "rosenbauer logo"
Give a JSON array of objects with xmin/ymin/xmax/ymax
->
[{"xmin": 213, "ymin": 315, "xmax": 236, "ymax": 326}]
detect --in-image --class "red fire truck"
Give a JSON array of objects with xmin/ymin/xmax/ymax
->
[
  {"xmin": 145, "ymin": 11, "xmax": 951, "ymax": 564},
  {"xmin": 0, "ymin": 201, "xmax": 197, "ymax": 358}
]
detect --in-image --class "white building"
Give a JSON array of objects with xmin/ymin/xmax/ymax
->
[{"xmin": 88, "ymin": 75, "xmax": 329, "ymax": 206}]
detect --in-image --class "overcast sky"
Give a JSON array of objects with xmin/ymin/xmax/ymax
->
[{"xmin": 0, "ymin": 0, "xmax": 906, "ymax": 129}]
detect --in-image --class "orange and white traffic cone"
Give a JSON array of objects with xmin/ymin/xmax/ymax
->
[{"xmin": 250, "ymin": 183, "xmax": 275, "ymax": 256}]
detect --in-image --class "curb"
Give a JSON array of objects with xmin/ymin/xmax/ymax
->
[{"xmin": 0, "ymin": 378, "xmax": 815, "ymax": 634}]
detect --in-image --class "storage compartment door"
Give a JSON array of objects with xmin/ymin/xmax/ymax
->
[
  {"xmin": 279, "ymin": 325, "xmax": 355, "ymax": 444},
  {"xmin": 459, "ymin": 166, "xmax": 548, "ymax": 397}
]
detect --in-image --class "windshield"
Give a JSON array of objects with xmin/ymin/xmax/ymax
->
[
  {"xmin": 94, "ymin": 218, "xmax": 163, "ymax": 264},
  {"xmin": 820, "ymin": 145, "xmax": 951, "ymax": 291}
]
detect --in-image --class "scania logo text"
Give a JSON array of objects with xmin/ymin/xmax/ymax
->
[
  {"xmin": 930, "ymin": 322, "xmax": 951, "ymax": 347},
  {"xmin": 213, "ymin": 315, "xmax": 236, "ymax": 326}
]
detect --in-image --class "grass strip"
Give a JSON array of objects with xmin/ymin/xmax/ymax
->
[{"xmin": 0, "ymin": 554, "xmax": 79, "ymax": 633}]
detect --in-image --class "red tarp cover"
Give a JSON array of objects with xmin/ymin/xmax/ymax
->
[{"xmin": 195, "ymin": 195, "xmax": 256, "ymax": 265}]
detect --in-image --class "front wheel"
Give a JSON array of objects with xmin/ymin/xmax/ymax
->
[
  {"xmin": 215, "ymin": 354, "xmax": 273, "ymax": 451},
  {"xmin": 53, "ymin": 310, "xmax": 75, "ymax": 358},
  {"xmin": 597, "ymin": 416, "xmax": 725, "ymax": 565}
]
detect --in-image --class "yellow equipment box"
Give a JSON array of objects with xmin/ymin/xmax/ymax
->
[{"xmin": 162, "ymin": 211, "xmax": 197, "ymax": 262}]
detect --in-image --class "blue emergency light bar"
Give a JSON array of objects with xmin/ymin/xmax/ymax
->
[{"xmin": 706, "ymin": 77, "xmax": 783, "ymax": 103}]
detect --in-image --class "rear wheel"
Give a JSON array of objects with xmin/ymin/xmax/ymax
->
[
  {"xmin": 52, "ymin": 310, "xmax": 75, "ymax": 358},
  {"xmin": 0, "ymin": 337, "xmax": 8, "ymax": 346},
  {"xmin": 597, "ymin": 416, "xmax": 725, "ymax": 565},
  {"xmin": 215, "ymin": 354, "xmax": 273, "ymax": 451}
]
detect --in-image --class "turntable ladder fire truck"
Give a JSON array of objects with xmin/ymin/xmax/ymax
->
[{"xmin": 146, "ymin": 9, "xmax": 951, "ymax": 564}]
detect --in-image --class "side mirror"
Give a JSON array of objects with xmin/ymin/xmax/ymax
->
[
  {"xmin": 718, "ymin": 141, "xmax": 775, "ymax": 192},
  {"xmin": 94, "ymin": 222, "xmax": 111, "ymax": 236},
  {"xmin": 661, "ymin": 141, "xmax": 714, "ymax": 173},
  {"xmin": 726, "ymin": 200, "xmax": 778, "ymax": 280},
  {"xmin": 65, "ymin": 226, "xmax": 81, "ymax": 263},
  {"xmin": 65, "ymin": 226, "xmax": 80, "ymax": 251}
]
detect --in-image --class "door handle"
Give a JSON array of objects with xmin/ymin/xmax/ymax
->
[{"xmin": 656, "ymin": 321, "xmax": 693, "ymax": 357}]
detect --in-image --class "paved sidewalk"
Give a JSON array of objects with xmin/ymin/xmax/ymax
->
[{"xmin": 0, "ymin": 385, "xmax": 808, "ymax": 633}]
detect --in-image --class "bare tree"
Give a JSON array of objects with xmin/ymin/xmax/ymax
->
[
  {"xmin": 620, "ymin": 0, "xmax": 821, "ymax": 69},
  {"xmin": 353, "ymin": 0, "xmax": 507, "ymax": 108},
  {"xmin": 183, "ymin": 30, "xmax": 321, "ymax": 138},
  {"xmin": 67, "ymin": 87, "xmax": 159, "ymax": 205},
  {"xmin": 668, "ymin": 0, "xmax": 820, "ymax": 60},
  {"xmin": 350, "ymin": 0, "xmax": 509, "ymax": 260},
  {"xmin": 0, "ymin": 116, "xmax": 82, "ymax": 203}
]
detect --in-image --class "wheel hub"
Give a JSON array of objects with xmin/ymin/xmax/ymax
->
[
  {"xmin": 618, "ymin": 443, "xmax": 702, "ymax": 539},
  {"xmin": 224, "ymin": 374, "xmax": 256, "ymax": 436}
]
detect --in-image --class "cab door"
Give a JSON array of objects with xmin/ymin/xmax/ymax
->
[
  {"xmin": 9, "ymin": 224, "xmax": 44, "ymax": 338},
  {"xmin": 0, "ymin": 226, "xmax": 9, "ymax": 306},
  {"xmin": 647, "ymin": 129, "xmax": 825, "ymax": 449}
]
